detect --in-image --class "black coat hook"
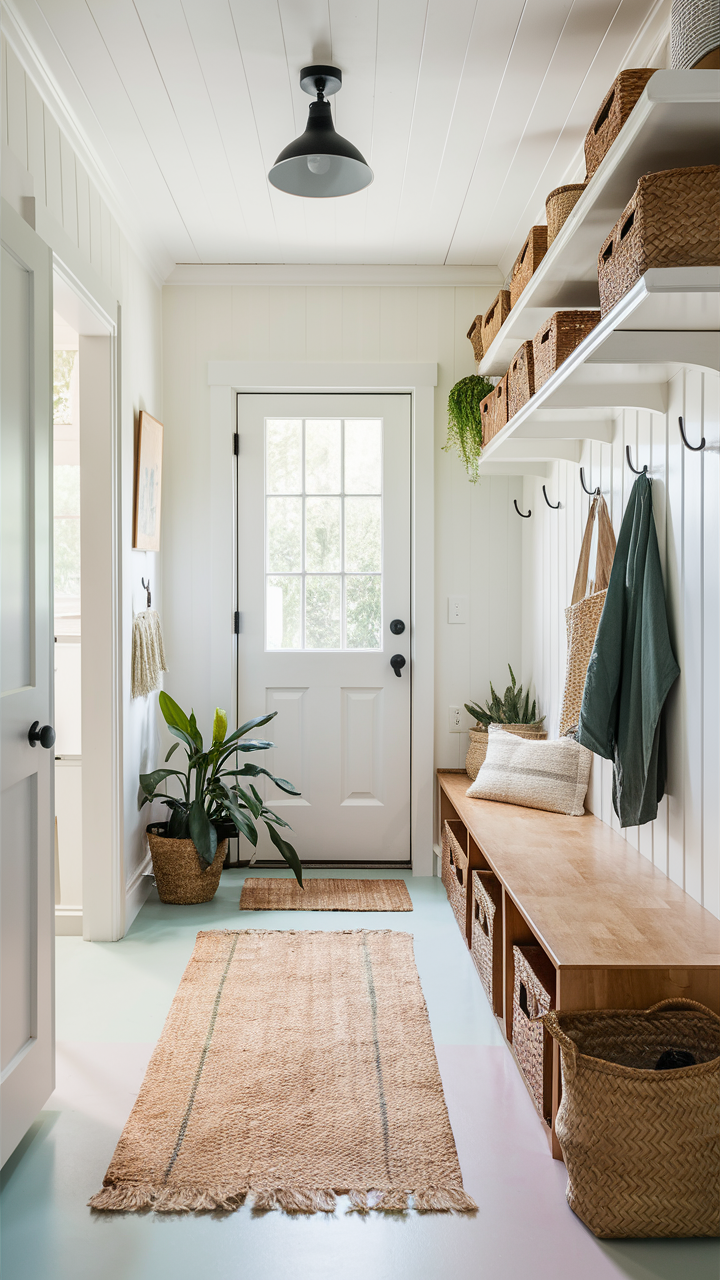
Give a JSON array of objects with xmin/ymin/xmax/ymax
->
[
  {"xmin": 678, "ymin": 415, "xmax": 705, "ymax": 452},
  {"xmin": 579, "ymin": 467, "xmax": 600, "ymax": 496},
  {"xmin": 542, "ymin": 485, "xmax": 561, "ymax": 509},
  {"xmin": 513, "ymin": 499, "xmax": 531, "ymax": 518},
  {"xmin": 626, "ymin": 445, "xmax": 647, "ymax": 475},
  {"xmin": 141, "ymin": 577, "xmax": 151, "ymax": 608}
]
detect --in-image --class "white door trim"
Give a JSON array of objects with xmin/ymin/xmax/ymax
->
[{"xmin": 207, "ymin": 362, "xmax": 437, "ymax": 875}]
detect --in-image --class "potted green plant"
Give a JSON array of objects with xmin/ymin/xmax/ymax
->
[
  {"xmin": 140, "ymin": 692, "xmax": 303, "ymax": 904},
  {"xmin": 464, "ymin": 666, "xmax": 546, "ymax": 780},
  {"xmin": 443, "ymin": 374, "xmax": 495, "ymax": 482}
]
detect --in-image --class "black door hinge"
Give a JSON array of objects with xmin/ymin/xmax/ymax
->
[
  {"xmin": 233, "ymin": 432, "xmax": 240, "ymax": 455},
  {"xmin": 233, "ymin": 611, "xmax": 242, "ymax": 634}
]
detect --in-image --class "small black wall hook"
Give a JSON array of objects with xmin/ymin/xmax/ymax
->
[
  {"xmin": 141, "ymin": 577, "xmax": 151, "ymax": 608},
  {"xmin": 626, "ymin": 445, "xmax": 647, "ymax": 475},
  {"xmin": 542, "ymin": 485, "xmax": 561, "ymax": 509},
  {"xmin": 513, "ymin": 499, "xmax": 531, "ymax": 518},
  {"xmin": 579, "ymin": 467, "xmax": 600, "ymax": 496},
  {"xmin": 678, "ymin": 415, "xmax": 705, "ymax": 452}
]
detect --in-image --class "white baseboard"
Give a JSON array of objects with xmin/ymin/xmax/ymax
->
[
  {"xmin": 55, "ymin": 905, "xmax": 83, "ymax": 936},
  {"xmin": 124, "ymin": 850, "xmax": 154, "ymax": 934}
]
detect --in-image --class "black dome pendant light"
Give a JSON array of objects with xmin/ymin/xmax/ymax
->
[{"xmin": 268, "ymin": 65, "xmax": 373, "ymax": 198}]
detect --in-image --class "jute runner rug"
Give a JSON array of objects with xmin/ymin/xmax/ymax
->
[
  {"xmin": 239, "ymin": 877, "xmax": 413, "ymax": 912},
  {"xmin": 89, "ymin": 930, "xmax": 475, "ymax": 1216}
]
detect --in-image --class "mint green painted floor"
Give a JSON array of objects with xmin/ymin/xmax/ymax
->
[{"xmin": 1, "ymin": 869, "xmax": 717, "ymax": 1280}]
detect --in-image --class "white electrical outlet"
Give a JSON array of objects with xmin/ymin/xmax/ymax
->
[
  {"xmin": 448, "ymin": 595, "xmax": 468, "ymax": 624},
  {"xmin": 448, "ymin": 705, "xmax": 463, "ymax": 732}
]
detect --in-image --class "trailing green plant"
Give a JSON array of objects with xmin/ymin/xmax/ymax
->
[
  {"xmin": 465, "ymin": 665, "xmax": 544, "ymax": 730},
  {"xmin": 140, "ymin": 692, "xmax": 303, "ymax": 887},
  {"xmin": 443, "ymin": 374, "xmax": 495, "ymax": 483}
]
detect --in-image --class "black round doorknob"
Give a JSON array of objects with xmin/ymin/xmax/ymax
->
[
  {"xmin": 390, "ymin": 654, "xmax": 406, "ymax": 677},
  {"xmin": 28, "ymin": 722, "xmax": 56, "ymax": 750},
  {"xmin": 389, "ymin": 619, "xmax": 405, "ymax": 635}
]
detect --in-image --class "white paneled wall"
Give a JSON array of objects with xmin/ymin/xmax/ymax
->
[
  {"xmin": 162, "ymin": 282, "xmax": 524, "ymax": 775},
  {"xmin": 521, "ymin": 368, "xmax": 720, "ymax": 919}
]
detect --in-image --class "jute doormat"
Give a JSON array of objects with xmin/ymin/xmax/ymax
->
[
  {"xmin": 89, "ymin": 930, "xmax": 475, "ymax": 1216},
  {"xmin": 239, "ymin": 877, "xmax": 413, "ymax": 912}
]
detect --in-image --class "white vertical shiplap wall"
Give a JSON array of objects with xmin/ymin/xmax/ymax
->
[
  {"xmin": 161, "ymin": 283, "xmax": 524, "ymax": 775},
  {"xmin": 521, "ymin": 368, "xmax": 720, "ymax": 919},
  {"xmin": 2, "ymin": 35, "xmax": 164, "ymax": 913}
]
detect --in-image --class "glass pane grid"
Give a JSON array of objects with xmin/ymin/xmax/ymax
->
[{"xmin": 265, "ymin": 418, "xmax": 381, "ymax": 651}]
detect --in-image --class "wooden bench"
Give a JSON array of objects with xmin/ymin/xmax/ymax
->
[{"xmin": 438, "ymin": 769, "xmax": 720, "ymax": 1158}]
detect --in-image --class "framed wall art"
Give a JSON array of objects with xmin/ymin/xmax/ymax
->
[{"xmin": 133, "ymin": 410, "xmax": 164, "ymax": 551}]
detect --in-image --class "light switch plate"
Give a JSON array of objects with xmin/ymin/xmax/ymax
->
[
  {"xmin": 448, "ymin": 706, "xmax": 463, "ymax": 732},
  {"xmin": 448, "ymin": 595, "xmax": 468, "ymax": 624}
]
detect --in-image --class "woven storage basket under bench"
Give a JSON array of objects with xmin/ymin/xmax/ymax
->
[
  {"xmin": 512, "ymin": 945, "xmax": 556, "ymax": 1124},
  {"xmin": 441, "ymin": 818, "xmax": 468, "ymax": 939},
  {"xmin": 471, "ymin": 870, "xmax": 503, "ymax": 1013}
]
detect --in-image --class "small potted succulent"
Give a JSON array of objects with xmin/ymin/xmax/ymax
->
[
  {"xmin": 464, "ymin": 666, "xmax": 546, "ymax": 780},
  {"xmin": 141, "ymin": 692, "xmax": 303, "ymax": 904}
]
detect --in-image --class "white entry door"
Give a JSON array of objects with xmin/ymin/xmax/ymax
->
[
  {"xmin": 236, "ymin": 394, "xmax": 411, "ymax": 863},
  {"xmin": 1, "ymin": 202, "xmax": 54, "ymax": 1163}
]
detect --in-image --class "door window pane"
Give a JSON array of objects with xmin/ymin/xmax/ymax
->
[
  {"xmin": 305, "ymin": 420, "xmax": 340, "ymax": 493},
  {"xmin": 306, "ymin": 576, "xmax": 341, "ymax": 648},
  {"xmin": 306, "ymin": 497, "xmax": 341, "ymax": 572},
  {"xmin": 344, "ymin": 419, "xmax": 382, "ymax": 494},
  {"xmin": 344, "ymin": 497, "xmax": 381, "ymax": 573},
  {"xmin": 346, "ymin": 575, "xmax": 381, "ymax": 649},
  {"xmin": 267, "ymin": 576, "xmax": 302, "ymax": 649},
  {"xmin": 267, "ymin": 496, "xmax": 302, "ymax": 572},
  {"xmin": 266, "ymin": 419, "xmax": 302, "ymax": 493}
]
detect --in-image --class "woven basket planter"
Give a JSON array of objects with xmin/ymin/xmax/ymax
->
[
  {"xmin": 545, "ymin": 183, "xmax": 586, "ymax": 244},
  {"xmin": 671, "ymin": 0, "xmax": 720, "ymax": 68},
  {"xmin": 598, "ymin": 164, "xmax": 720, "ymax": 317},
  {"xmin": 481, "ymin": 290, "xmax": 511, "ymax": 351},
  {"xmin": 147, "ymin": 825, "xmax": 227, "ymax": 904},
  {"xmin": 471, "ymin": 870, "xmax": 502, "ymax": 1009},
  {"xmin": 465, "ymin": 723, "xmax": 547, "ymax": 780},
  {"xmin": 584, "ymin": 69, "xmax": 656, "ymax": 179},
  {"xmin": 542, "ymin": 999, "xmax": 720, "ymax": 1238},
  {"xmin": 512, "ymin": 945, "xmax": 556, "ymax": 1123},
  {"xmin": 533, "ymin": 311, "xmax": 600, "ymax": 390},
  {"xmin": 466, "ymin": 315, "xmax": 484, "ymax": 363},
  {"xmin": 441, "ymin": 819, "xmax": 468, "ymax": 941},
  {"xmin": 507, "ymin": 341, "xmax": 535, "ymax": 419},
  {"xmin": 479, "ymin": 374, "xmax": 508, "ymax": 445},
  {"xmin": 510, "ymin": 226, "xmax": 548, "ymax": 307}
]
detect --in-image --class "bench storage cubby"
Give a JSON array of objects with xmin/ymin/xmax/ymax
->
[
  {"xmin": 441, "ymin": 818, "xmax": 468, "ymax": 940},
  {"xmin": 471, "ymin": 870, "xmax": 503, "ymax": 1010},
  {"xmin": 512, "ymin": 945, "xmax": 556, "ymax": 1123}
]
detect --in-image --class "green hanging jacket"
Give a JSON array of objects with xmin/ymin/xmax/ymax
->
[{"xmin": 577, "ymin": 472, "xmax": 679, "ymax": 827}]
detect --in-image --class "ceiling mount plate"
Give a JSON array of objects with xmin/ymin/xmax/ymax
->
[{"xmin": 300, "ymin": 64, "xmax": 342, "ymax": 97}]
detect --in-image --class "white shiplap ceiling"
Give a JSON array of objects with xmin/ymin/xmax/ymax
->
[{"xmin": 7, "ymin": 0, "xmax": 668, "ymax": 277}]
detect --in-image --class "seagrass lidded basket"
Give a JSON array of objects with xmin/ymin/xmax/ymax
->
[
  {"xmin": 507, "ymin": 341, "xmax": 535, "ymax": 419},
  {"xmin": 545, "ymin": 183, "xmax": 587, "ymax": 244},
  {"xmin": 541, "ymin": 999, "xmax": 720, "ymax": 1238},
  {"xmin": 584, "ymin": 69, "xmax": 656, "ymax": 179},
  {"xmin": 466, "ymin": 316, "xmax": 484, "ymax": 363},
  {"xmin": 509, "ymin": 227, "xmax": 548, "ymax": 307},
  {"xmin": 478, "ymin": 374, "xmax": 508, "ymax": 445},
  {"xmin": 533, "ymin": 311, "xmax": 600, "ymax": 390},
  {"xmin": 471, "ymin": 871, "xmax": 502, "ymax": 1008},
  {"xmin": 481, "ymin": 290, "xmax": 511, "ymax": 350},
  {"xmin": 598, "ymin": 164, "xmax": 720, "ymax": 316},
  {"xmin": 147, "ymin": 824, "xmax": 227, "ymax": 904},
  {"xmin": 441, "ymin": 819, "xmax": 468, "ymax": 941},
  {"xmin": 512, "ymin": 945, "xmax": 556, "ymax": 1123}
]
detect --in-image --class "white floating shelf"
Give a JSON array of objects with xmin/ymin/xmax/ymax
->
[
  {"xmin": 478, "ymin": 270, "xmax": 720, "ymax": 471},
  {"xmin": 479, "ymin": 70, "xmax": 720, "ymax": 376}
]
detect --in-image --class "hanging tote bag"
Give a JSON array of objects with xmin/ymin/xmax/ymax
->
[{"xmin": 558, "ymin": 494, "xmax": 616, "ymax": 736}]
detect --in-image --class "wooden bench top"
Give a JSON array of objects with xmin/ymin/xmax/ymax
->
[{"xmin": 438, "ymin": 770, "xmax": 720, "ymax": 972}]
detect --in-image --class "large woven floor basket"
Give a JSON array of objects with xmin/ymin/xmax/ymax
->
[
  {"xmin": 541, "ymin": 999, "xmax": 720, "ymax": 1238},
  {"xmin": 147, "ymin": 827, "xmax": 227, "ymax": 904}
]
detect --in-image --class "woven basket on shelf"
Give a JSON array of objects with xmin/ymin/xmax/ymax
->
[
  {"xmin": 466, "ymin": 315, "xmax": 484, "ymax": 363},
  {"xmin": 147, "ymin": 826, "xmax": 227, "ymax": 904},
  {"xmin": 671, "ymin": 0, "xmax": 720, "ymax": 68},
  {"xmin": 471, "ymin": 871, "xmax": 502, "ymax": 1008},
  {"xmin": 441, "ymin": 819, "xmax": 468, "ymax": 941},
  {"xmin": 478, "ymin": 374, "xmax": 508, "ymax": 445},
  {"xmin": 465, "ymin": 723, "xmax": 547, "ymax": 779},
  {"xmin": 533, "ymin": 311, "xmax": 600, "ymax": 390},
  {"xmin": 545, "ymin": 183, "xmax": 587, "ymax": 244},
  {"xmin": 584, "ymin": 69, "xmax": 656, "ymax": 179},
  {"xmin": 598, "ymin": 164, "xmax": 720, "ymax": 316},
  {"xmin": 541, "ymin": 999, "xmax": 720, "ymax": 1238},
  {"xmin": 512, "ymin": 945, "xmax": 556, "ymax": 1123},
  {"xmin": 481, "ymin": 290, "xmax": 511, "ymax": 350},
  {"xmin": 507, "ymin": 341, "xmax": 535, "ymax": 419},
  {"xmin": 510, "ymin": 227, "xmax": 548, "ymax": 307}
]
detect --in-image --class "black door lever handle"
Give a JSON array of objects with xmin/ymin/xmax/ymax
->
[{"xmin": 390, "ymin": 654, "xmax": 406, "ymax": 678}]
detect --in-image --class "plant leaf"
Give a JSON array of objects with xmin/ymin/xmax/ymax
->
[
  {"xmin": 265, "ymin": 822, "xmax": 303, "ymax": 888},
  {"xmin": 212, "ymin": 708, "xmax": 228, "ymax": 746},
  {"xmin": 139, "ymin": 768, "xmax": 185, "ymax": 797},
  {"xmin": 165, "ymin": 742, "xmax": 180, "ymax": 763},
  {"xmin": 188, "ymin": 800, "xmax": 217, "ymax": 865},
  {"xmin": 219, "ymin": 764, "xmax": 300, "ymax": 795}
]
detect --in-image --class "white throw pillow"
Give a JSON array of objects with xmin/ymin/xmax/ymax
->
[{"xmin": 466, "ymin": 726, "xmax": 592, "ymax": 817}]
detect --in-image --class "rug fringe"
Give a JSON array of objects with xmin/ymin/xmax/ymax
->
[
  {"xmin": 88, "ymin": 1184, "xmax": 247, "ymax": 1213},
  {"xmin": 413, "ymin": 1187, "xmax": 478, "ymax": 1214},
  {"xmin": 89, "ymin": 1182, "xmax": 476, "ymax": 1216},
  {"xmin": 373, "ymin": 1189, "xmax": 409, "ymax": 1214},
  {"xmin": 347, "ymin": 1190, "xmax": 370, "ymax": 1214},
  {"xmin": 252, "ymin": 1187, "xmax": 336, "ymax": 1214}
]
